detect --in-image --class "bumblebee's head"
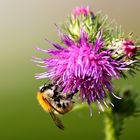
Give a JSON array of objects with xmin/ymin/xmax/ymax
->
[
  {"xmin": 39, "ymin": 83, "xmax": 54, "ymax": 93},
  {"xmin": 40, "ymin": 85, "xmax": 47, "ymax": 93},
  {"xmin": 39, "ymin": 83, "xmax": 48, "ymax": 93}
]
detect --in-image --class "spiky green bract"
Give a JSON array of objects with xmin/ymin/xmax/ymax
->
[
  {"xmin": 104, "ymin": 89, "xmax": 140, "ymax": 140},
  {"xmin": 62, "ymin": 12, "xmax": 124, "ymax": 46}
]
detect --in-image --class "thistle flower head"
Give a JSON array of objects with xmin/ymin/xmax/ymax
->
[
  {"xmin": 122, "ymin": 40, "xmax": 137, "ymax": 57},
  {"xmin": 34, "ymin": 30, "xmax": 130, "ymax": 107},
  {"xmin": 72, "ymin": 6, "xmax": 92, "ymax": 17},
  {"xmin": 33, "ymin": 6, "xmax": 140, "ymax": 114},
  {"xmin": 111, "ymin": 39, "xmax": 138, "ymax": 58}
]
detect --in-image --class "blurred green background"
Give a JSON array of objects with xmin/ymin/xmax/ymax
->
[{"xmin": 0, "ymin": 0, "xmax": 140, "ymax": 140}]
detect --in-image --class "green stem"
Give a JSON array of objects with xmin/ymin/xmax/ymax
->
[{"xmin": 104, "ymin": 110, "xmax": 123, "ymax": 140}]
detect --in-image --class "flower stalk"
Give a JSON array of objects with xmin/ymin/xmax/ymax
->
[
  {"xmin": 104, "ymin": 109, "xmax": 123, "ymax": 140},
  {"xmin": 104, "ymin": 89, "xmax": 140, "ymax": 140}
]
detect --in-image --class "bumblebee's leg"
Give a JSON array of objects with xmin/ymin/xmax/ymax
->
[{"xmin": 66, "ymin": 88, "xmax": 79, "ymax": 99}]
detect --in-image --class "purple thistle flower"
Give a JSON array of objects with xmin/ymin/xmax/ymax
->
[
  {"xmin": 34, "ymin": 30, "xmax": 129, "ymax": 110},
  {"xmin": 72, "ymin": 6, "xmax": 93, "ymax": 17}
]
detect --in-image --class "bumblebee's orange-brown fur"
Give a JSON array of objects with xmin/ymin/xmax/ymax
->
[{"xmin": 37, "ymin": 92, "xmax": 51, "ymax": 112}]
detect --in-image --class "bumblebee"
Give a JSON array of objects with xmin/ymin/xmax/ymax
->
[{"xmin": 37, "ymin": 83, "xmax": 77, "ymax": 130}]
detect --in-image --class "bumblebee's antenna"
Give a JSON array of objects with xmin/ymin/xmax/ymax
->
[{"xmin": 44, "ymin": 78, "xmax": 51, "ymax": 86}]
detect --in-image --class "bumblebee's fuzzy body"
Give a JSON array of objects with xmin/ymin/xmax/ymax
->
[{"xmin": 37, "ymin": 83, "xmax": 76, "ymax": 130}]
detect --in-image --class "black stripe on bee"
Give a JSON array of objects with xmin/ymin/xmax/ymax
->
[
  {"xmin": 57, "ymin": 103, "xmax": 62, "ymax": 108},
  {"xmin": 62, "ymin": 103, "xmax": 66, "ymax": 109}
]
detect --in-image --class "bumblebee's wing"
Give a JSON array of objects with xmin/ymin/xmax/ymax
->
[{"xmin": 49, "ymin": 109, "xmax": 64, "ymax": 130}]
